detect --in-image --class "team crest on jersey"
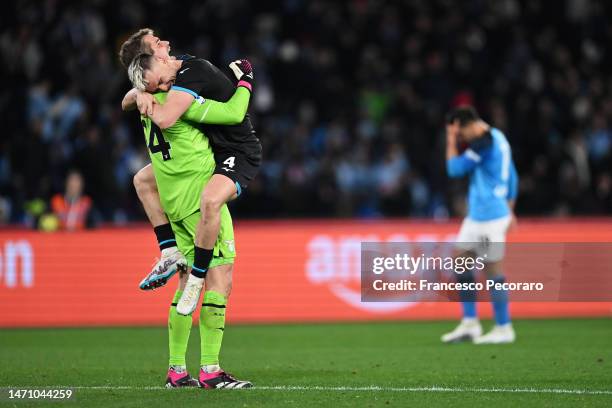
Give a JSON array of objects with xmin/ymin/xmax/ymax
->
[{"xmin": 195, "ymin": 96, "xmax": 207, "ymax": 105}]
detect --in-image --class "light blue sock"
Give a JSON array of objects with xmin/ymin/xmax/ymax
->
[
  {"xmin": 461, "ymin": 301, "xmax": 477, "ymax": 319},
  {"xmin": 490, "ymin": 275, "xmax": 510, "ymax": 325},
  {"xmin": 458, "ymin": 270, "xmax": 477, "ymax": 318}
]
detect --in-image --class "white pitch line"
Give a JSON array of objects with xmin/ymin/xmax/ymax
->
[
  {"xmin": 259, "ymin": 386, "xmax": 612, "ymax": 395},
  {"xmin": 6, "ymin": 385, "xmax": 612, "ymax": 396}
]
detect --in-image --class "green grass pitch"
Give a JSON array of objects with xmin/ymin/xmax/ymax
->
[{"xmin": 1, "ymin": 318, "xmax": 611, "ymax": 407}]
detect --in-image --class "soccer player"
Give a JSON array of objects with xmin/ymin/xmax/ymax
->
[
  {"xmin": 441, "ymin": 106, "xmax": 519, "ymax": 344},
  {"xmin": 119, "ymin": 29, "xmax": 190, "ymax": 290},
  {"xmin": 119, "ymin": 30, "xmax": 262, "ymax": 316},
  {"xmin": 129, "ymin": 56, "xmax": 254, "ymax": 388},
  {"xmin": 127, "ymin": 50, "xmax": 261, "ymax": 316}
]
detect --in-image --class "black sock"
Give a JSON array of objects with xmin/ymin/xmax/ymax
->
[
  {"xmin": 154, "ymin": 223, "xmax": 176, "ymax": 250},
  {"xmin": 192, "ymin": 246, "xmax": 213, "ymax": 278}
]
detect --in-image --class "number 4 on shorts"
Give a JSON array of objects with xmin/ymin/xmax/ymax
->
[{"xmin": 223, "ymin": 156, "xmax": 236, "ymax": 168}]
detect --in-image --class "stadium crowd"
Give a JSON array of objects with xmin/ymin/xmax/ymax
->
[{"xmin": 2, "ymin": 0, "xmax": 612, "ymax": 227}]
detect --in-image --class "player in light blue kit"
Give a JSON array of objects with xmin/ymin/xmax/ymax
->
[{"xmin": 442, "ymin": 106, "xmax": 519, "ymax": 344}]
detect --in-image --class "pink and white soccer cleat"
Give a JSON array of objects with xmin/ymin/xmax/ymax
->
[
  {"xmin": 165, "ymin": 367, "xmax": 199, "ymax": 388},
  {"xmin": 198, "ymin": 369, "xmax": 252, "ymax": 389}
]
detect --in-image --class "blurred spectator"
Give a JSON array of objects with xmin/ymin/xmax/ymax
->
[
  {"xmin": 2, "ymin": 0, "xmax": 612, "ymax": 223},
  {"xmin": 50, "ymin": 170, "xmax": 92, "ymax": 231}
]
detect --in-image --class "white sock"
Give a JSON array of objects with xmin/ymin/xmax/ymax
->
[
  {"xmin": 187, "ymin": 274, "xmax": 205, "ymax": 285},
  {"xmin": 161, "ymin": 247, "xmax": 178, "ymax": 257},
  {"xmin": 202, "ymin": 364, "xmax": 221, "ymax": 373}
]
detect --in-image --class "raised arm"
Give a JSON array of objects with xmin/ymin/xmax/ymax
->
[
  {"xmin": 149, "ymin": 59, "xmax": 254, "ymax": 129},
  {"xmin": 446, "ymin": 123, "xmax": 480, "ymax": 178},
  {"xmin": 147, "ymin": 90, "xmax": 193, "ymax": 129},
  {"xmin": 122, "ymin": 88, "xmax": 138, "ymax": 111},
  {"xmin": 447, "ymin": 149, "xmax": 481, "ymax": 178},
  {"xmin": 180, "ymin": 86, "xmax": 252, "ymax": 125},
  {"xmin": 122, "ymin": 88, "xmax": 156, "ymax": 115}
]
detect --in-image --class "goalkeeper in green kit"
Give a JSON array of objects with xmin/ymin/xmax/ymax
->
[{"xmin": 126, "ymin": 55, "xmax": 254, "ymax": 389}]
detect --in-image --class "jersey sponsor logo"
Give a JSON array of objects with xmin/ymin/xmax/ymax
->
[{"xmin": 179, "ymin": 67, "xmax": 190, "ymax": 75}]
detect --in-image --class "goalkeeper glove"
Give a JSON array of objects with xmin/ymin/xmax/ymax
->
[{"xmin": 229, "ymin": 59, "xmax": 254, "ymax": 92}]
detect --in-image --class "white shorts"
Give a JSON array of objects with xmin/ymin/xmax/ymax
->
[{"xmin": 455, "ymin": 215, "xmax": 511, "ymax": 262}]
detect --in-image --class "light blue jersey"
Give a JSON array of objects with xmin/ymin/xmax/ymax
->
[{"xmin": 447, "ymin": 127, "xmax": 518, "ymax": 221}]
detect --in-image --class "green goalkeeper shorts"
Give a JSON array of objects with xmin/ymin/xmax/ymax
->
[{"xmin": 170, "ymin": 204, "xmax": 236, "ymax": 269}]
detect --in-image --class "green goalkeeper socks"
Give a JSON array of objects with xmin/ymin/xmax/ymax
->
[
  {"xmin": 200, "ymin": 290, "xmax": 227, "ymax": 366},
  {"xmin": 168, "ymin": 290, "xmax": 192, "ymax": 366},
  {"xmin": 168, "ymin": 289, "xmax": 227, "ymax": 367}
]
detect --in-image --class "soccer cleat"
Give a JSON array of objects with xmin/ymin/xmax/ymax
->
[
  {"xmin": 139, "ymin": 248, "xmax": 187, "ymax": 290},
  {"xmin": 199, "ymin": 369, "xmax": 253, "ymax": 389},
  {"xmin": 165, "ymin": 367, "xmax": 199, "ymax": 388},
  {"xmin": 176, "ymin": 274, "xmax": 205, "ymax": 315},
  {"xmin": 441, "ymin": 318, "xmax": 482, "ymax": 343},
  {"xmin": 473, "ymin": 324, "xmax": 516, "ymax": 344}
]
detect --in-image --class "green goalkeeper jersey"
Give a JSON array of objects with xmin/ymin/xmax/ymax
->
[{"xmin": 141, "ymin": 86, "xmax": 251, "ymax": 221}]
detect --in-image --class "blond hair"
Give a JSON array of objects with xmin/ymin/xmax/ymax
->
[{"xmin": 127, "ymin": 53, "xmax": 155, "ymax": 91}]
